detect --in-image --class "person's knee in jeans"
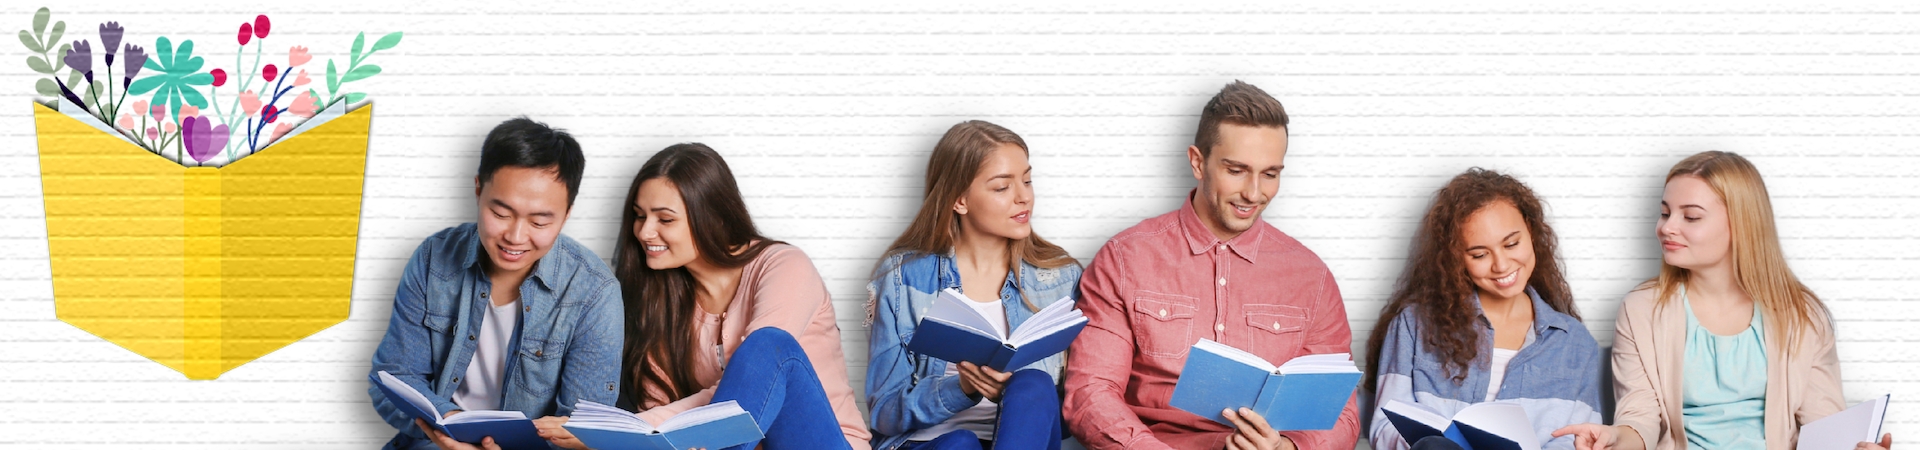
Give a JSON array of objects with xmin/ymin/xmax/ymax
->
[{"xmin": 735, "ymin": 327, "xmax": 803, "ymax": 362}]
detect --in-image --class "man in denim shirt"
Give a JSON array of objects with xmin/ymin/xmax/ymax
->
[{"xmin": 368, "ymin": 118, "xmax": 623, "ymax": 450}]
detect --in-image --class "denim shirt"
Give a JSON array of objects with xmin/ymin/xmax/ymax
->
[
  {"xmin": 1368, "ymin": 287, "xmax": 1604, "ymax": 450},
  {"xmin": 368, "ymin": 223, "xmax": 624, "ymax": 449},
  {"xmin": 864, "ymin": 251, "xmax": 1084, "ymax": 450}
]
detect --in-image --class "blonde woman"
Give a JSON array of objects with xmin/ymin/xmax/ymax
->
[{"xmin": 1553, "ymin": 151, "xmax": 1890, "ymax": 450}]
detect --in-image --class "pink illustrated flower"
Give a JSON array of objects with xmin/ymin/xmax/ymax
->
[
  {"xmin": 179, "ymin": 105, "xmax": 200, "ymax": 118},
  {"xmin": 150, "ymin": 103, "xmax": 166, "ymax": 122},
  {"xmin": 253, "ymin": 15, "xmax": 270, "ymax": 39},
  {"xmin": 240, "ymin": 91, "xmax": 262, "ymax": 117},
  {"xmin": 118, "ymin": 113, "xmax": 134, "ymax": 130},
  {"xmin": 292, "ymin": 69, "xmax": 310, "ymax": 87},
  {"xmin": 238, "ymin": 22, "xmax": 252, "ymax": 45},
  {"xmin": 132, "ymin": 100, "xmax": 149, "ymax": 117},
  {"xmin": 289, "ymin": 46, "xmax": 310, "ymax": 67},
  {"xmin": 290, "ymin": 90, "xmax": 320, "ymax": 117},
  {"xmin": 211, "ymin": 68, "xmax": 227, "ymax": 87},
  {"xmin": 269, "ymin": 122, "xmax": 294, "ymax": 144},
  {"xmin": 263, "ymin": 64, "xmax": 278, "ymax": 82},
  {"xmin": 146, "ymin": 126, "xmax": 157, "ymax": 141},
  {"xmin": 164, "ymin": 122, "xmax": 176, "ymax": 134}
]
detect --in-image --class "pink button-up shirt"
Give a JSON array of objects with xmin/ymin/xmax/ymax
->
[{"xmin": 1065, "ymin": 195, "xmax": 1359, "ymax": 450}]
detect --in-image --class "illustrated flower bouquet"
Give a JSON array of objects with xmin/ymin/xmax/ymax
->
[
  {"xmin": 24, "ymin": 7, "xmax": 399, "ymax": 166},
  {"xmin": 24, "ymin": 7, "xmax": 399, "ymax": 380}
]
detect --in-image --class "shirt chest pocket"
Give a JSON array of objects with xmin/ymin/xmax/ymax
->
[
  {"xmin": 1130, "ymin": 292, "xmax": 1198, "ymax": 359},
  {"xmin": 1243, "ymin": 304, "xmax": 1308, "ymax": 354}
]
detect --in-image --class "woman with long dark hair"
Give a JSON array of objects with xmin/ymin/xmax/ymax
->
[
  {"xmin": 1364, "ymin": 168, "xmax": 1605, "ymax": 450},
  {"xmin": 534, "ymin": 143, "xmax": 871, "ymax": 450},
  {"xmin": 864, "ymin": 121, "xmax": 1082, "ymax": 450}
]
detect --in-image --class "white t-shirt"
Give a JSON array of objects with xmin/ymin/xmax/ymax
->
[
  {"xmin": 908, "ymin": 293, "xmax": 1009, "ymax": 442},
  {"xmin": 1485, "ymin": 348, "xmax": 1520, "ymax": 402},
  {"xmin": 453, "ymin": 299, "xmax": 521, "ymax": 411}
]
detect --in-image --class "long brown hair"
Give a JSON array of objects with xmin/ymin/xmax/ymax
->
[
  {"xmin": 875, "ymin": 120, "xmax": 1076, "ymax": 312},
  {"xmin": 614, "ymin": 143, "xmax": 782, "ymax": 407},
  {"xmin": 1639, "ymin": 150, "xmax": 1828, "ymax": 357},
  {"xmin": 1364, "ymin": 168, "xmax": 1577, "ymax": 391}
]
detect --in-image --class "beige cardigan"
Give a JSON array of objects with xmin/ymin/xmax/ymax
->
[{"xmin": 1610, "ymin": 287, "xmax": 1846, "ymax": 450}]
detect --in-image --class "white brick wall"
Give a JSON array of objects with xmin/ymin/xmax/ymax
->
[{"xmin": 1, "ymin": 1, "xmax": 1913, "ymax": 447}]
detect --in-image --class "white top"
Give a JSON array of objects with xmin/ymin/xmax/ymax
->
[
  {"xmin": 908, "ymin": 293, "xmax": 1009, "ymax": 441},
  {"xmin": 1484, "ymin": 348, "xmax": 1520, "ymax": 402},
  {"xmin": 453, "ymin": 299, "xmax": 520, "ymax": 411}
]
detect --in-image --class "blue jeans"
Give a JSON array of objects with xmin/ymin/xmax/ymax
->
[
  {"xmin": 716, "ymin": 328, "xmax": 855, "ymax": 450},
  {"xmin": 897, "ymin": 368, "xmax": 1063, "ymax": 450}
]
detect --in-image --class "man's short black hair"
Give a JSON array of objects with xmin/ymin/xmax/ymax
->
[{"xmin": 477, "ymin": 117, "xmax": 586, "ymax": 207}]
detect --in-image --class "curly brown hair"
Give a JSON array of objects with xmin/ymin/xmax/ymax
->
[{"xmin": 1363, "ymin": 168, "xmax": 1578, "ymax": 391}]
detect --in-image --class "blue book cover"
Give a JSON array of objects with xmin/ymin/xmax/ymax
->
[
  {"xmin": 1167, "ymin": 340, "xmax": 1361, "ymax": 431},
  {"xmin": 564, "ymin": 400, "xmax": 764, "ymax": 450},
  {"xmin": 1379, "ymin": 400, "xmax": 1539, "ymax": 450},
  {"xmin": 369, "ymin": 372, "xmax": 548, "ymax": 450},
  {"xmin": 905, "ymin": 289, "xmax": 1085, "ymax": 372}
]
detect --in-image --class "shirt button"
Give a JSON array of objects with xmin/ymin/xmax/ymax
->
[
  {"xmin": 535, "ymin": 350, "xmax": 544, "ymax": 357},
  {"xmin": 481, "ymin": 292, "xmax": 489, "ymax": 298},
  {"xmin": 467, "ymin": 335, "xmax": 475, "ymax": 341},
  {"xmin": 1159, "ymin": 309, "xmax": 1169, "ymax": 317},
  {"xmin": 1218, "ymin": 245, "xmax": 1227, "ymax": 252},
  {"xmin": 1215, "ymin": 323, "xmax": 1225, "ymax": 332},
  {"xmin": 1217, "ymin": 277, "xmax": 1227, "ymax": 286},
  {"xmin": 1273, "ymin": 322, "xmax": 1282, "ymax": 330}
]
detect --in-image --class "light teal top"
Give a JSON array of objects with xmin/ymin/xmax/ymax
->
[{"xmin": 1680, "ymin": 287, "xmax": 1768, "ymax": 450}]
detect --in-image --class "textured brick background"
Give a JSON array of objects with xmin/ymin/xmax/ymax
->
[{"xmin": 0, "ymin": 1, "xmax": 1913, "ymax": 447}]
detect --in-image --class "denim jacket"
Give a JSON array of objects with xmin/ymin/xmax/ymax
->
[
  {"xmin": 1368, "ymin": 287, "xmax": 1604, "ymax": 450},
  {"xmin": 864, "ymin": 251, "xmax": 1084, "ymax": 450},
  {"xmin": 368, "ymin": 223, "xmax": 624, "ymax": 449}
]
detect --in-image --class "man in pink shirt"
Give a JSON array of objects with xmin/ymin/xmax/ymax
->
[{"xmin": 1064, "ymin": 81, "xmax": 1359, "ymax": 450}]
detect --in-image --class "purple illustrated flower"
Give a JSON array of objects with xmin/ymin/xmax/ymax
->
[
  {"xmin": 121, "ymin": 44, "xmax": 147, "ymax": 89},
  {"xmin": 64, "ymin": 40, "xmax": 93, "ymax": 82},
  {"xmin": 181, "ymin": 116, "xmax": 230, "ymax": 163},
  {"xmin": 100, "ymin": 22, "xmax": 124, "ymax": 65}
]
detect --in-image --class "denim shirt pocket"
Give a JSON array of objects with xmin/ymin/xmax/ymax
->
[
  {"xmin": 513, "ymin": 333, "xmax": 567, "ymax": 398},
  {"xmin": 1130, "ymin": 291, "xmax": 1198, "ymax": 359}
]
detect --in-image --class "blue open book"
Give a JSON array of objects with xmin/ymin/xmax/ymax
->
[
  {"xmin": 1167, "ymin": 340, "xmax": 1361, "ymax": 431},
  {"xmin": 905, "ymin": 288, "xmax": 1085, "ymax": 372},
  {"xmin": 1380, "ymin": 399, "xmax": 1540, "ymax": 450},
  {"xmin": 563, "ymin": 400, "xmax": 764, "ymax": 450},
  {"xmin": 369, "ymin": 371, "xmax": 547, "ymax": 450}
]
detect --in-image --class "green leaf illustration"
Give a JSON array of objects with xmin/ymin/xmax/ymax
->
[
  {"xmin": 130, "ymin": 37, "xmax": 212, "ymax": 118},
  {"xmin": 326, "ymin": 59, "xmax": 339, "ymax": 93},
  {"xmin": 372, "ymin": 32, "xmax": 402, "ymax": 52},
  {"xmin": 32, "ymin": 8, "xmax": 49, "ymax": 37},
  {"xmin": 349, "ymin": 32, "xmax": 364, "ymax": 65},
  {"xmin": 342, "ymin": 64, "xmax": 380, "ymax": 83},
  {"xmin": 35, "ymin": 78, "xmax": 57, "ymax": 96},
  {"xmin": 345, "ymin": 92, "xmax": 365, "ymax": 104},
  {"xmin": 27, "ymin": 55, "xmax": 50, "ymax": 73},
  {"xmin": 47, "ymin": 20, "xmax": 62, "ymax": 48},
  {"xmin": 19, "ymin": 30, "xmax": 41, "ymax": 53}
]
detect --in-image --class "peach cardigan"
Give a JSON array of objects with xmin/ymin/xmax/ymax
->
[{"xmin": 1610, "ymin": 287, "xmax": 1846, "ymax": 450}]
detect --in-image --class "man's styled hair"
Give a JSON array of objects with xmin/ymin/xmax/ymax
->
[
  {"xmin": 476, "ymin": 117, "xmax": 586, "ymax": 207},
  {"xmin": 1193, "ymin": 80, "xmax": 1290, "ymax": 157}
]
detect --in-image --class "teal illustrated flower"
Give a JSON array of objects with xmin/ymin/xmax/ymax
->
[{"xmin": 127, "ymin": 37, "xmax": 211, "ymax": 119}]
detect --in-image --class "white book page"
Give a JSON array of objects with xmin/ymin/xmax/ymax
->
[
  {"xmin": 658, "ymin": 400, "xmax": 749, "ymax": 432},
  {"xmin": 1277, "ymin": 353, "xmax": 1360, "ymax": 374},
  {"xmin": 1452, "ymin": 402, "xmax": 1540, "ymax": 450},
  {"xmin": 1381, "ymin": 399, "xmax": 1452, "ymax": 433},
  {"xmin": 1797, "ymin": 394, "xmax": 1891, "ymax": 450},
  {"xmin": 441, "ymin": 410, "xmax": 529, "ymax": 424},
  {"xmin": 377, "ymin": 371, "xmax": 447, "ymax": 425},
  {"xmin": 567, "ymin": 400, "xmax": 658, "ymax": 434},
  {"xmin": 1009, "ymin": 296, "xmax": 1086, "ymax": 346},
  {"xmin": 924, "ymin": 288, "xmax": 1000, "ymax": 339},
  {"xmin": 1193, "ymin": 339, "xmax": 1276, "ymax": 372}
]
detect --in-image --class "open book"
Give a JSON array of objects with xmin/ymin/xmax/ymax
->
[
  {"xmin": 1797, "ymin": 394, "xmax": 1891, "ymax": 450},
  {"xmin": 904, "ymin": 288, "xmax": 1086, "ymax": 372},
  {"xmin": 369, "ymin": 371, "xmax": 546, "ymax": 450},
  {"xmin": 1167, "ymin": 339, "xmax": 1362, "ymax": 431},
  {"xmin": 563, "ymin": 400, "xmax": 764, "ymax": 450},
  {"xmin": 1380, "ymin": 399, "xmax": 1540, "ymax": 450}
]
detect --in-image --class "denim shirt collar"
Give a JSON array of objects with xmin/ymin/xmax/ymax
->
[
  {"xmin": 1176, "ymin": 189, "xmax": 1264, "ymax": 263},
  {"xmin": 1470, "ymin": 285, "xmax": 1577, "ymax": 336},
  {"xmin": 456, "ymin": 226, "xmax": 559, "ymax": 291}
]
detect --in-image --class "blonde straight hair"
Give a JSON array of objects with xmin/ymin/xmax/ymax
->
[
  {"xmin": 1641, "ymin": 150, "xmax": 1829, "ymax": 357},
  {"xmin": 877, "ymin": 120, "xmax": 1077, "ymax": 312}
]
